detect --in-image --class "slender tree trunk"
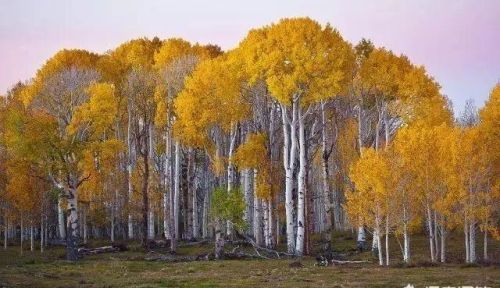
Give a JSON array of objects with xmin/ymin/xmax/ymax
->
[
  {"xmin": 4, "ymin": 216, "xmax": 7, "ymax": 250},
  {"xmin": 192, "ymin": 159, "xmax": 199, "ymax": 239},
  {"xmin": 483, "ymin": 229, "xmax": 488, "ymax": 260},
  {"xmin": 214, "ymin": 219, "xmax": 224, "ymax": 259},
  {"xmin": 66, "ymin": 186, "xmax": 79, "ymax": 261},
  {"xmin": 243, "ymin": 169, "xmax": 253, "ymax": 234},
  {"xmin": 403, "ymin": 221, "xmax": 410, "ymax": 263},
  {"xmin": 320, "ymin": 101, "xmax": 332, "ymax": 248},
  {"xmin": 295, "ymin": 105, "xmax": 306, "ymax": 256},
  {"xmin": 464, "ymin": 217, "xmax": 470, "ymax": 263},
  {"xmin": 127, "ymin": 101, "xmax": 134, "ymax": 240},
  {"xmin": 385, "ymin": 216, "xmax": 389, "ymax": 266},
  {"xmin": 83, "ymin": 208, "xmax": 87, "ymax": 245},
  {"xmin": 173, "ymin": 141, "xmax": 181, "ymax": 244},
  {"xmin": 187, "ymin": 148, "xmax": 194, "ymax": 239},
  {"xmin": 141, "ymin": 141, "xmax": 150, "ymax": 248},
  {"xmin": 253, "ymin": 169, "xmax": 263, "ymax": 246},
  {"xmin": 281, "ymin": 103, "xmax": 297, "ymax": 254},
  {"xmin": 356, "ymin": 105, "xmax": 366, "ymax": 248},
  {"xmin": 40, "ymin": 217, "xmax": 44, "ymax": 253},
  {"xmin": 30, "ymin": 224, "xmax": 34, "ymax": 252},
  {"xmin": 440, "ymin": 225, "xmax": 446, "ymax": 263},
  {"xmin": 469, "ymin": 221, "xmax": 476, "ymax": 263},
  {"xmin": 111, "ymin": 203, "xmax": 116, "ymax": 243},
  {"xmin": 357, "ymin": 227, "xmax": 366, "ymax": 250},
  {"xmin": 58, "ymin": 196, "xmax": 66, "ymax": 240},
  {"xmin": 147, "ymin": 209, "xmax": 154, "ymax": 240},
  {"xmin": 262, "ymin": 199, "xmax": 269, "ymax": 248},
  {"xmin": 202, "ymin": 189, "xmax": 209, "ymax": 239},
  {"xmin": 226, "ymin": 124, "xmax": 237, "ymax": 237},
  {"xmin": 375, "ymin": 215, "xmax": 383, "ymax": 266},
  {"xmin": 434, "ymin": 211, "xmax": 439, "ymax": 258},
  {"xmin": 268, "ymin": 199, "xmax": 274, "ymax": 249},
  {"xmin": 20, "ymin": 216, "xmax": 23, "ymax": 256},
  {"xmin": 426, "ymin": 205, "xmax": 435, "ymax": 262}
]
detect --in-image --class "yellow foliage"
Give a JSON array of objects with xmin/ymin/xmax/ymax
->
[{"xmin": 239, "ymin": 17, "xmax": 354, "ymax": 106}]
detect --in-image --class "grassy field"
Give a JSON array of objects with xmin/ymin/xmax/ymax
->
[{"xmin": 0, "ymin": 232, "xmax": 498, "ymax": 287}]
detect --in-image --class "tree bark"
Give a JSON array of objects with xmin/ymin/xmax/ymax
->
[
  {"xmin": 58, "ymin": 195, "xmax": 66, "ymax": 240},
  {"xmin": 20, "ymin": 216, "xmax": 23, "ymax": 256},
  {"xmin": 243, "ymin": 169, "xmax": 253, "ymax": 235},
  {"xmin": 253, "ymin": 169, "xmax": 263, "ymax": 246},
  {"xmin": 174, "ymin": 141, "xmax": 181, "ymax": 240},
  {"xmin": 66, "ymin": 186, "xmax": 79, "ymax": 261},
  {"xmin": 295, "ymin": 104, "xmax": 306, "ymax": 256},
  {"xmin": 30, "ymin": 224, "xmax": 34, "ymax": 252},
  {"xmin": 469, "ymin": 221, "xmax": 476, "ymax": 263},
  {"xmin": 127, "ymin": 100, "xmax": 134, "ymax": 240},
  {"xmin": 4, "ymin": 216, "xmax": 7, "ymax": 250},
  {"xmin": 40, "ymin": 217, "xmax": 44, "ymax": 253},
  {"xmin": 187, "ymin": 148, "xmax": 194, "ymax": 239},
  {"xmin": 483, "ymin": 229, "xmax": 488, "ymax": 260},
  {"xmin": 426, "ymin": 205, "xmax": 435, "ymax": 262},
  {"xmin": 385, "ymin": 216, "xmax": 389, "ymax": 266},
  {"xmin": 464, "ymin": 217, "xmax": 470, "ymax": 263},
  {"xmin": 192, "ymin": 157, "xmax": 199, "ymax": 239},
  {"xmin": 281, "ymin": 102, "xmax": 297, "ymax": 254}
]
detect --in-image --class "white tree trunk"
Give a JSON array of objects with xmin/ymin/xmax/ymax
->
[
  {"xmin": 192, "ymin": 162, "xmax": 199, "ymax": 239},
  {"xmin": 66, "ymin": 187, "xmax": 79, "ymax": 261},
  {"xmin": 148, "ymin": 209, "xmax": 154, "ymax": 240},
  {"xmin": 30, "ymin": 225, "xmax": 34, "ymax": 252},
  {"xmin": 426, "ymin": 206, "xmax": 435, "ymax": 262},
  {"xmin": 403, "ymin": 221, "xmax": 410, "ymax": 263},
  {"xmin": 440, "ymin": 226, "xmax": 446, "ymax": 263},
  {"xmin": 469, "ymin": 222, "xmax": 476, "ymax": 263},
  {"xmin": 202, "ymin": 190, "xmax": 209, "ymax": 239},
  {"xmin": 281, "ymin": 103, "xmax": 297, "ymax": 254},
  {"xmin": 127, "ymin": 100, "xmax": 134, "ymax": 240},
  {"xmin": 173, "ymin": 141, "xmax": 181, "ymax": 242},
  {"xmin": 385, "ymin": 217, "xmax": 389, "ymax": 266},
  {"xmin": 243, "ymin": 169, "xmax": 253, "ymax": 234},
  {"xmin": 320, "ymin": 101, "xmax": 332, "ymax": 232},
  {"xmin": 375, "ymin": 215, "xmax": 383, "ymax": 266},
  {"xmin": 163, "ymin": 192, "xmax": 170, "ymax": 239},
  {"xmin": 357, "ymin": 226, "xmax": 366, "ymax": 248},
  {"xmin": 267, "ymin": 199, "xmax": 274, "ymax": 248},
  {"xmin": 226, "ymin": 124, "xmax": 237, "ymax": 237},
  {"xmin": 253, "ymin": 169, "xmax": 263, "ymax": 246},
  {"xmin": 262, "ymin": 200, "xmax": 270, "ymax": 248},
  {"xmin": 58, "ymin": 196, "xmax": 66, "ymax": 240},
  {"xmin": 295, "ymin": 105, "xmax": 306, "ymax": 256}
]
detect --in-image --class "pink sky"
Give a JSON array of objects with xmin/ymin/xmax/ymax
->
[{"xmin": 0, "ymin": 0, "xmax": 499, "ymax": 113}]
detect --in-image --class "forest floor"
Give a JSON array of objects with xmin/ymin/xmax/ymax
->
[{"xmin": 0, "ymin": 232, "xmax": 498, "ymax": 288}]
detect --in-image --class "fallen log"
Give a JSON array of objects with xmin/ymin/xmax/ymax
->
[
  {"xmin": 315, "ymin": 254, "xmax": 370, "ymax": 266},
  {"xmin": 78, "ymin": 243, "xmax": 128, "ymax": 255},
  {"xmin": 234, "ymin": 231, "xmax": 295, "ymax": 258}
]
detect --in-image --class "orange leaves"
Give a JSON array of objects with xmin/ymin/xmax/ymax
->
[
  {"xmin": 67, "ymin": 83, "xmax": 118, "ymax": 136},
  {"xmin": 174, "ymin": 56, "xmax": 250, "ymax": 147},
  {"xmin": 239, "ymin": 17, "xmax": 354, "ymax": 106},
  {"xmin": 233, "ymin": 133, "xmax": 268, "ymax": 170}
]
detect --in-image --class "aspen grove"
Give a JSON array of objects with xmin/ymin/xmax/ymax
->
[{"xmin": 0, "ymin": 18, "xmax": 498, "ymax": 264}]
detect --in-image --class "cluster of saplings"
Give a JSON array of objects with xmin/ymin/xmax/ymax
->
[{"xmin": 0, "ymin": 18, "xmax": 497, "ymax": 264}]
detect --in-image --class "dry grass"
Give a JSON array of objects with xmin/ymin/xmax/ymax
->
[{"xmin": 0, "ymin": 232, "xmax": 498, "ymax": 287}]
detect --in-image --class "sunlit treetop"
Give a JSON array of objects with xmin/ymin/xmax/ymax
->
[
  {"xmin": 238, "ymin": 17, "xmax": 355, "ymax": 106},
  {"xmin": 20, "ymin": 49, "xmax": 100, "ymax": 105}
]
